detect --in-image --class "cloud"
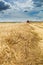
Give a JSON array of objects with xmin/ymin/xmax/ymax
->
[
  {"xmin": 33, "ymin": 0, "xmax": 43, "ymax": 7},
  {"xmin": 0, "ymin": 0, "xmax": 43, "ymax": 21},
  {"xmin": 12, "ymin": 0, "xmax": 34, "ymax": 11},
  {"xmin": 0, "ymin": 0, "xmax": 10, "ymax": 11}
]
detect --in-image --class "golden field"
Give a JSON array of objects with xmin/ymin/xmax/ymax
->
[{"xmin": 0, "ymin": 22, "xmax": 43, "ymax": 65}]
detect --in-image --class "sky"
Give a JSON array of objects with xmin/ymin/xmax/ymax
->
[{"xmin": 0, "ymin": 0, "xmax": 43, "ymax": 22}]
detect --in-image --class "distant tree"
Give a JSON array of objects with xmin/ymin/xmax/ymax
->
[{"xmin": 27, "ymin": 20, "xmax": 29, "ymax": 23}]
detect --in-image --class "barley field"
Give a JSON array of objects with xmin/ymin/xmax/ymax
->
[{"xmin": 0, "ymin": 22, "xmax": 43, "ymax": 65}]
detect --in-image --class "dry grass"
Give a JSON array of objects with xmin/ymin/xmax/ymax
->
[{"xmin": 0, "ymin": 22, "xmax": 43, "ymax": 65}]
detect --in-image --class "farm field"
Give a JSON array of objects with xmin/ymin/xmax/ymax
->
[{"xmin": 0, "ymin": 22, "xmax": 43, "ymax": 65}]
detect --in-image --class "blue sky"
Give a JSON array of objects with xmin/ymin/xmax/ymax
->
[{"xmin": 0, "ymin": 0, "xmax": 43, "ymax": 22}]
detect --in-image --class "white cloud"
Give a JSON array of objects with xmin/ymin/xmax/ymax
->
[{"xmin": 13, "ymin": 0, "xmax": 34, "ymax": 11}]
